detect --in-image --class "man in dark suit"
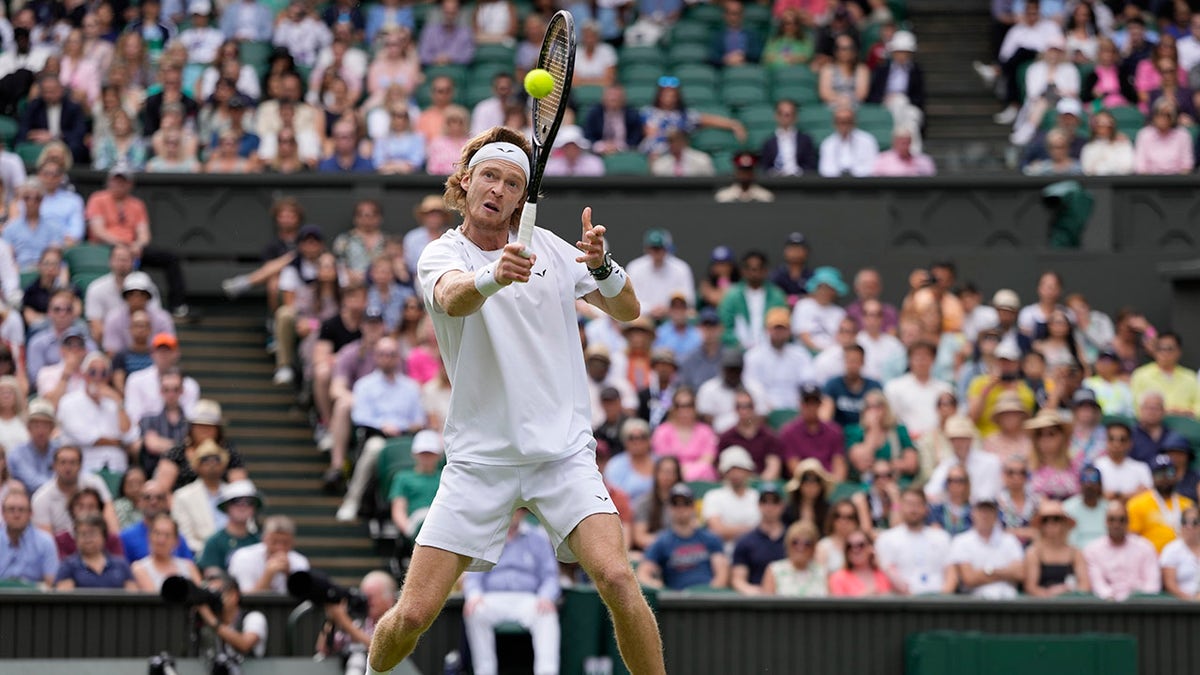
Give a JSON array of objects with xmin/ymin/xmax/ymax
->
[
  {"xmin": 17, "ymin": 73, "xmax": 88, "ymax": 163},
  {"xmin": 140, "ymin": 65, "xmax": 199, "ymax": 137},
  {"xmin": 758, "ymin": 99, "xmax": 817, "ymax": 176},
  {"xmin": 710, "ymin": 0, "xmax": 763, "ymax": 66},
  {"xmin": 582, "ymin": 84, "xmax": 645, "ymax": 155}
]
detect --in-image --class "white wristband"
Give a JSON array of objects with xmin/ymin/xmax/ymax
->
[
  {"xmin": 596, "ymin": 264, "xmax": 626, "ymax": 298},
  {"xmin": 366, "ymin": 664, "xmax": 392, "ymax": 675},
  {"xmin": 474, "ymin": 262, "xmax": 504, "ymax": 297}
]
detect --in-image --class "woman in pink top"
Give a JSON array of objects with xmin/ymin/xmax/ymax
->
[
  {"xmin": 773, "ymin": 0, "xmax": 829, "ymax": 24},
  {"xmin": 364, "ymin": 28, "xmax": 422, "ymax": 104},
  {"xmin": 1134, "ymin": 99, "xmax": 1194, "ymax": 174},
  {"xmin": 652, "ymin": 388, "xmax": 719, "ymax": 481},
  {"xmin": 828, "ymin": 531, "xmax": 893, "ymax": 597},
  {"xmin": 1135, "ymin": 35, "xmax": 1186, "ymax": 113},
  {"xmin": 1083, "ymin": 38, "xmax": 1135, "ymax": 110},
  {"xmin": 424, "ymin": 105, "xmax": 471, "ymax": 175},
  {"xmin": 60, "ymin": 30, "xmax": 101, "ymax": 106}
]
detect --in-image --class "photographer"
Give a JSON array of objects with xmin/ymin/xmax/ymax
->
[
  {"xmin": 317, "ymin": 570, "xmax": 397, "ymax": 675},
  {"xmin": 195, "ymin": 569, "xmax": 268, "ymax": 661}
]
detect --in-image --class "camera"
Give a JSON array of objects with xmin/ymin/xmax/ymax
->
[
  {"xmin": 287, "ymin": 570, "xmax": 368, "ymax": 618},
  {"xmin": 162, "ymin": 575, "xmax": 224, "ymax": 615}
]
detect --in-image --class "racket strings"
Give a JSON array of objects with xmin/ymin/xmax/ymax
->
[{"xmin": 532, "ymin": 25, "xmax": 572, "ymax": 143}]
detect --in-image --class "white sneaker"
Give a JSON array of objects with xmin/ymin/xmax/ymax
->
[
  {"xmin": 993, "ymin": 106, "xmax": 1019, "ymax": 125},
  {"xmin": 273, "ymin": 366, "xmax": 294, "ymax": 386},
  {"xmin": 335, "ymin": 503, "xmax": 358, "ymax": 522},
  {"xmin": 973, "ymin": 61, "xmax": 997, "ymax": 86},
  {"xmin": 317, "ymin": 430, "xmax": 334, "ymax": 452}
]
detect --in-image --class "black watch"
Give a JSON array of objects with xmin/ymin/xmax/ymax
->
[{"xmin": 589, "ymin": 252, "xmax": 615, "ymax": 280}]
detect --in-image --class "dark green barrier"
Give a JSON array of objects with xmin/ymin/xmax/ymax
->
[{"xmin": 906, "ymin": 631, "xmax": 1138, "ymax": 675}]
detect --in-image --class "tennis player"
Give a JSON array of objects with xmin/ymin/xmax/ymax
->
[{"xmin": 367, "ymin": 127, "xmax": 666, "ymax": 674}]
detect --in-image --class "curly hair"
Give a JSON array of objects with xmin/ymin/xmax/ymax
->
[{"xmin": 443, "ymin": 127, "xmax": 533, "ymax": 230}]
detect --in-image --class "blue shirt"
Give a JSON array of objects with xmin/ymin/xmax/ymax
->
[
  {"xmin": 463, "ymin": 522, "xmax": 561, "ymax": 601},
  {"xmin": 603, "ymin": 453, "xmax": 654, "ymax": 503},
  {"xmin": 0, "ymin": 525, "xmax": 59, "ymax": 584},
  {"xmin": 317, "ymin": 154, "xmax": 376, "ymax": 173},
  {"xmin": 367, "ymin": 283, "xmax": 414, "ymax": 332},
  {"xmin": 372, "ymin": 133, "xmax": 426, "ymax": 170},
  {"xmin": 2, "ymin": 217, "xmax": 63, "ymax": 270},
  {"xmin": 39, "ymin": 188, "xmax": 86, "ymax": 243},
  {"xmin": 822, "ymin": 376, "xmax": 882, "ymax": 428},
  {"xmin": 366, "ymin": 4, "xmax": 415, "ymax": 43},
  {"xmin": 7, "ymin": 440, "xmax": 58, "ymax": 493},
  {"xmin": 1131, "ymin": 426, "xmax": 1189, "ymax": 467},
  {"xmin": 654, "ymin": 324, "xmax": 702, "ymax": 361},
  {"xmin": 26, "ymin": 324, "xmax": 97, "ymax": 390},
  {"xmin": 54, "ymin": 553, "xmax": 134, "ymax": 588},
  {"xmin": 120, "ymin": 520, "xmax": 194, "ymax": 563},
  {"xmin": 644, "ymin": 527, "xmax": 724, "ymax": 590},
  {"xmin": 731, "ymin": 526, "xmax": 785, "ymax": 586},
  {"xmin": 350, "ymin": 371, "xmax": 426, "ymax": 431}
]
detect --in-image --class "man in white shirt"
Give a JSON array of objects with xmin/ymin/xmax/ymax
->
[
  {"xmin": 84, "ymin": 244, "xmax": 162, "ymax": 343},
  {"xmin": 884, "ymin": 341, "xmax": 952, "ymax": 439},
  {"xmin": 228, "ymin": 515, "xmax": 311, "ymax": 594},
  {"xmin": 856, "ymin": 298, "xmax": 907, "ymax": 382},
  {"xmin": 1093, "ymin": 420, "xmax": 1153, "ymax": 502},
  {"xmin": 696, "ymin": 349, "xmax": 771, "ymax": 434},
  {"xmin": 271, "ymin": 1, "xmax": 333, "ymax": 68},
  {"xmin": 124, "ymin": 333, "xmax": 201, "ymax": 424},
  {"xmin": 701, "ymin": 446, "xmax": 762, "ymax": 556},
  {"xmin": 744, "ymin": 307, "xmax": 813, "ymax": 410},
  {"xmin": 175, "ymin": 0, "xmax": 225, "ymax": 65},
  {"xmin": 988, "ymin": 0, "xmax": 1064, "ymax": 124},
  {"xmin": 30, "ymin": 445, "xmax": 119, "ymax": 536},
  {"xmin": 470, "ymin": 72, "xmax": 515, "ymax": 136},
  {"xmin": 624, "ymin": 228, "xmax": 695, "ymax": 321},
  {"xmin": 876, "ymin": 489, "xmax": 953, "ymax": 595},
  {"xmin": 948, "ymin": 497, "xmax": 1025, "ymax": 599},
  {"xmin": 817, "ymin": 106, "xmax": 879, "ymax": 177},
  {"xmin": 925, "ymin": 416, "xmax": 1003, "ymax": 504},
  {"xmin": 58, "ymin": 352, "xmax": 140, "ymax": 474},
  {"xmin": 760, "ymin": 99, "xmax": 816, "ymax": 176},
  {"xmin": 1179, "ymin": 14, "xmax": 1200, "ymax": 73},
  {"xmin": 584, "ymin": 344, "xmax": 637, "ymax": 427},
  {"xmin": 810, "ymin": 316, "xmax": 857, "ymax": 386}
]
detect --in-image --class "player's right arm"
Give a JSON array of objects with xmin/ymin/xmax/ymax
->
[{"xmin": 431, "ymin": 243, "xmax": 535, "ymax": 317}]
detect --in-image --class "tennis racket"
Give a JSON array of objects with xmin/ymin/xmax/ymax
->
[{"xmin": 516, "ymin": 10, "xmax": 577, "ymax": 253}]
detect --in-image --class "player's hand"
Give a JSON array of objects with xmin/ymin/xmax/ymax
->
[
  {"xmin": 463, "ymin": 596, "xmax": 483, "ymax": 617},
  {"xmin": 496, "ymin": 243, "xmax": 535, "ymax": 285},
  {"xmin": 536, "ymin": 598, "xmax": 556, "ymax": 615},
  {"xmin": 265, "ymin": 552, "xmax": 291, "ymax": 575},
  {"xmin": 575, "ymin": 207, "xmax": 606, "ymax": 270}
]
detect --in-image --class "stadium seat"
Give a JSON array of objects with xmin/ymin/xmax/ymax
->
[
  {"xmin": 64, "ymin": 243, "xmax": 113, "ymax": 275},
  {"xmin": 573, "ymin": 85, "xmax": 605, "ymax": 108},
  {"xmin": 618, "ymin": 45, "xmax": 666, "ymax": 67},
  {"xmin": 602, "ymin": 151, "xmax": 650, "ymax": 175},
  {"xmin": 473, "ymin": 43, "xmax": 516, "ymax": 66},
  {"xmin": 1165, "ymin": 415, "xmax": 1200, "ymax": 453},
  {"xmin": 469, "ymin": 61, "xmax": 513, "ymax": 86},
  {"xmin": 375, "ymin": 435, "xmax": 416, "ymax": 503},
  {"xmin": 692, "ymin": 103, "xmax": 732, "ymax": 118},
  {"xmin": 691, "ymin": 127, "xmax": 739, "ymax": 154},
  {"xmin": 0, "ymin": 116, "xmax": 16, "ymax": 146},
  {"xmin": 675, "ymin": 63, "xmax": 718, "ymax": 90},
  {"xmin": 711, "ymin": 150, "xmax": 734, "ymax": 174},
  {"xmin": 856, "ymin": 104, "xmax": 895, "ymax": 148},
  {"xmin": 742, "ymin": 3, "xmax": 772, "ymax": 28},
  {"xmin": 798, "ymin": 106, "xmax": 832, "ymax": 128},
  {"xmin": 14, "ymin": 142, "xmax": 43, "ymax": 169},
  {"xmin": 238, "ymin": 41, "xmax": 274, "ymax": 77},
  {"xmin": 71, "ymin": 272, "xmax": 107, "ymax": 293},
  {"xmin": 670, "ymin": 20, "xmax": 712, "ymax": 46},
  {"xmin": 18, "ymin": 270, "xmax": 36, "ymax": 289},
  {"xmin": 722, "ymin": 65, "xmax": 769, "ymax": 88},
  {"xmin": 668, "ymin": 43, "xmax": 711, "ymax": 67},
  {"xmin": 686, "ymin": 2, "xmax": 724, "ymax": 26},
  {"xmin": 683, "ymin": 85, "xmax": 718, "ymax": 106},
  {"xmin": 96, "ymin": 467, "xmax": 124, "ymax": 500},
  {"xmin": 464, "ymin": 81, "xmax": 495, "ymax": 107},
  {"xmin": 771, "ymin": 82, "xmax": 821, "ymax": 106},
  {"xmin": 766, "ymin": 409, "xmax": 797, "ymax": 430},
  {"xmin": 721, "ymin": 82, "xmax": 768, "ymax": 108},
  {"xmin": 624, "ymin": 83, "xmax": 657, "ymax": 108},
  {"xmin": 738, "ymin": 104, "xmax": 776, "ymax": 128},
  {"xmin": 1107, "ymin": 105, "xmax": 1145, "ymax": 138},
  {"xmin": 771, "ymin": 65, "xmax": 818, "ymax": 88},
  {"xmin": 621, "ymin": 63, "xmax": 666, "ymax": 86},
  {"xmin": 423, "ymin": 64, "xmax": 468, "ymax": 88},
  {"xmin": 745, "ymin": 125, "xmax": 774, "ymax": 150}
]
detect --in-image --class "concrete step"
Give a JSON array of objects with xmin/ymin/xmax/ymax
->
[
  {"xmin": 183, "ymin": 345, "xmax": 273, "ymax": 361},
  {"xmin": 196, "ymin": 391, "xmax": 298, "ymax": 407},
  {"xmin": 226, "ymin": 425, "xmax": 315, "ymax": 441},
  {"xmin": 254, "ymin": 477, "xmax": 326, "ymax": 494},
  {"xmin": 177, "ymin": 330, "xmax": 264, "ymax": 345}
]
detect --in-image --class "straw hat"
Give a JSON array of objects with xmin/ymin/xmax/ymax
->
[
  {"xmin": 189, "ymin": 438, "xmax": 230, "ymax": 470},
  {"xmin": 1031, "ymin": 499, "xmax": 1076, "ymax": 529},
  {"xmin": 944, "ymin": 415, "xmax": 978, "ymax": 440},
  {"xmin": 1024, "ymin": 409, "xmax": 1073, "ymax": 436},
  {"xmin": 990, "ymin": 392, "xmax": 1029, "ymax": 421},
  {"xmin": 785, "ymin": 458, "xmax": 834, "ymax": 497}
]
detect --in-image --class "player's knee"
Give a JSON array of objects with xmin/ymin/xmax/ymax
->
[
  {"xmin": 394, "ymin": 600, "xmax": 439, "ymax": 634},
  {"xmin": 590, "ymin": 560, "xmax": 638, "ymax": 598}
]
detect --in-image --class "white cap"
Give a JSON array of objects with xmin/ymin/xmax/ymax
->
[
  {"xmin": 992, "ymin": 289, "xmax": 1020, "ymax": 311},
  {"xmin": 1045, "ymin": 33, "xmax": 1066, "ymax": 51},
  {"xmin": 887, "ymin": 30, "xmax": 917, "ymax": 53},
  {"xmin": 122, "ymin": 271, "xmax": 155, "ymax": 295},
  {"xmin": 412, "ymin": 429, "xmax": 444, "ymax": 455},
  {"xmin": 1056, "ymin": 97, "xmax": 1083, "ymax": 117},
  {"xmin": 554, "ymin": 125, "xmax": 590, "ymax": 150},
  {"xmin": 188, "ymin": 0, "xmax": 212, "ymax": 14},
  {"xmin": 995, "ymin": 343, "xmax": 1022, "ymax": 361},
  {"xmin": 718, "ymin": 446, "xmax": 756, "ymax": 474}
]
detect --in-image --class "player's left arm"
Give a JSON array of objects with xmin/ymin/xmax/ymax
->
[{"xmin": 576, "ymin": 207, "xmax": 640, "ymax": 322}]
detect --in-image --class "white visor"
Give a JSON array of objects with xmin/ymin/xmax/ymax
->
[{"xmin": 467, "ymin": 142, "xmax": 531, "ymax": 182}]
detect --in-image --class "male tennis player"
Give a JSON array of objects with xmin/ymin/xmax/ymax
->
[{"xmin": 367, "ymin": 127, "xmax": 666, "ymax": 674}]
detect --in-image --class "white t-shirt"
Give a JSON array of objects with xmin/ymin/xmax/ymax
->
[
  {"xmin": 84, "ymin": 273, "xmax": 162, "ymax": 322},
  {"xmin": 884, "ymin": 374, "xmax": 952, "ymax": 439},
  {"xmin": 810, "ymin": 344, "xmax": 845, "ymax": 386},
  {"xmin": 124, "ymin": 365, "xmax": 201, "ymax": 424},
  {"xmin": 925, "ymin": 450, "xmax": 1003, "ymax": 504},
  {"xmin": 1161, "ymin": 538, "xmax": 1200, "ymax": 597},
  {"xmin": 695, "ymin": 377, "xmax": 770, "ymax": 434},
  {"xmin": 744, "ymin": 342, "xmax": 813, "ymax": 410},
  {"xmin": 790, "ymin": 298, "xmax": 845, "ymax": 352},
  {"xmin": 1094, "ymin": 455, "xmax": 1153, "ymax": 497},
  {"xmin": 857, "ymin": 331, "xmax": 907, "ymax": 383},
  {"xmin": 701, "ymin": 485, "xmax": 761, "ymax": 552},
  {"xmin": 875, "ymin": 525, "xmax": 951, "ymax": 595},
  {"xmin": 575, "ymin": 43, "xmax": 618, "ymax": 81},
  {"xmin": 418, "ymin": 226, "xmax": 600, "ymax": 466},
  {"xmin": 624, "ymin": 254, "xmax": 695, "ymax": 315},
  {"xmin": 949, "ymin": 526, "xmax": 1024, "ymax": 599},
  {"xmin": 228, "ymin": 542, "xmax": 310, "ymax": 594}
]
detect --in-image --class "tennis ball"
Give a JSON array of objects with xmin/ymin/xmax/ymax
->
[{"xmin": 525, "ymin": 68, "xmax": 555, "ymax": 99}]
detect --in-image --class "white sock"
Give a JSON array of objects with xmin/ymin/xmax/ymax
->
[{"xmin": 366, "ymin": 661, "xmax": 392, "ymax": 675}]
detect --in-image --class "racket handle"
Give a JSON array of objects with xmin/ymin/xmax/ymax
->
[{"xmin": 517, "ymin": 201, "xmax": 537, "ymax": 257}]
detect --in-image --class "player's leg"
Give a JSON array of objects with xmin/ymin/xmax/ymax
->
[
  {"xmin": 567, "ymin": 513, "xmax": 665, "ymax": 675},
  {"xmin": 368, "ymin": 545, "xmax": 470, "ymax": 672}
]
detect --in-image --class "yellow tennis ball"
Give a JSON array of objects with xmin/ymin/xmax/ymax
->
[{"xmin": 525, "ymin": 68, "xmax": 555, "ymax": 99}]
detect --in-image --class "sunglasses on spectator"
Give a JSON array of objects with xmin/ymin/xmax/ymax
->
[
  {"xmin": 1004, "ymin": 468, "xmax": 1028, "ymax": 476},
  {"xmin": 50, "ymin": 305, "xmax": 72, "ymax": 313},
  {"xmin": 847, "ymin": 541, "xmax": 869, "ymax": 550},
  {"xmin": 1107, "ymin": 516, "xmax": 1128, "ymax": 523},
  {"xmin": 835, "ymin": 512, "xmax": 856, "ymax": 521},
  {"xmin": 87, "ymin": 368, "xmax": 110, "ymax": 377},
  {"xmin": 625, "ymin": 433, "xmax": 649, "ymax": 441},
  {"xmin": 1107, "ymin": 434, "xmax": 1130, "ymax": 443},
  {"xmin": 675, "ymin": 402, "xmax": 695, "ymax": 409},
  {"xmin": 790, "ymin": 539, "xmax": 814, "ymax": 549},
  {"xmin": 141, "ymin": 493, "xmax": 167, "ymax": 501},
  {"xmin": 1040, "ymin": 515, "xmax": 1066, "ymax": 524},
  {"xmin": 1035, "ymin": 428, "xmax": 1062, "ymax": 437},
  {"xmin": 801, "ymin": 474, "xmax": 822, "ymax": 484},
  {"xmin": 937, "ymin": 399, "xmax": 956, "ymax": 407},
  {"xmin": 227, "ymin": 498, "xmax": 256, "ymax": 508},
  {"xmin": 946, "ymin": 477, "xmax": 968, "ymax": 484},
  {"xmin": 1183, "ymin": 519, "xmax": 1200, "ymax": 526}
]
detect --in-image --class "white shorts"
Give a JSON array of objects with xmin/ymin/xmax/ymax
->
[{"xmin": 416, "ymin": 449, "xmax": 618, "ymax": 572}]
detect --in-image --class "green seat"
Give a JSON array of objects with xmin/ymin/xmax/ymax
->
[
  {"xmin": 668, "ymin": 43, "xmax": 711, "ymax": 66},
  {"xmin": 0, "ymin": 115, "xmax": 19, "ymax": 146},
  {"xmin": 424, "ymin": 64, "xmax": 468, "ymax": 88},
  {"xmin": 376, "ymin": 435, "xmax": 416, "ymax": 503},
  {"xmin": 469, "ymin": 62, "xmax": 513, "ymax": 86},
  {"xmin": 18, "ymin": 270, "xmax": 36, "ymax": 290},
  {"xmin": 621, "ymin": 63, "xmax": 666, "ymax": 86},
  {"xmin": 831, "ymin": 481, "xmax": 867, "ymax": 502},
  {"xmin": 624, "ymin": 83, "xmax": 657, "ymax": 108},
  {"xmin": 473, "ymin": 43, "xmax": 516, "ymax": 65},
  {"xmin": 464, "ymin": 81, "xmax": 495, "ymax": 107},
  {"xmin": 675, "ymin": 62, "xmax": 718, "ymax": 89},
  {"xmin": 96, "ymin": 467, "xmax": 124, "ymax": 499},
  {"xmin": 742, "ymin": 3, "xmax": 772, "ymax": 28},
  {"xmin": 691, "ymin": 127, "xmax": 739, "ymax": 154},
  {"xmin": 1165, "ymin": 415, "xmax": 1200, "ymax": 452},
  {"xmin": 856, "ymin": 104, "xmax": 892, "ymax": 128},
  {"xmin": 238, "ymin": 41, "xmax": 274, "ymax": 78},
  {"xmin": 772, "ymin": 82, "xmax": 820, "ymax": 106},
  {"xmin": 687, "ymin": 480, "xmax": 722, "ymax": 499},
  {"xmin": 494, "ymin": 621, "xmax": 529, "ymax": 635},
  {"xmin": 602, "ymin": 151, "xmax": 649, "ymax": 175},
  {"xmin": 686, "ymin": 2, "xmax": 724, "ymax": 26},
  {"xmin": 573, "ymin": 84, "xmax": 605, "ymax": 108},
  {"xmin": 722, "ymin": 65, "xmax": 768, "ymax": 88},
  {"xmin": 772, "ymin": 65, "xmax": 817, "ymax": 88},
  {"xmin": 692, "ymin": 103, "xmax": 731, "ymax": 118},
  {"xmin": 1106, "ymin": 105, "xmax": 1145, "ymax": 127},
  {"xmin": 618, "ymin": 45, "xmax": 665, "ymax": 67},
  {"xmin": 71, "ymin": 271, "xmax": 107, "ymax": 293},
  {"xmin": 766, "ymin": 408, "xmax": 797, "ymax": 431},
  {"xmin": 711, "ymin": 150, "xmax": 734, "ymax": 174},
  {"xmin": 859, "ymin": 23, "xmax": 882, "ymax": 60},
  {"xmin": 738, "ymin": 104, "xmax": 776, "ymax": 128},
  {"xmin": 683, "ymin": 85, "xmax": 718, "ymax": 106},
  {"xmin": 745, "ymin": 125, "xmax": 774, "ymax": 150},
  {"xmin": 721, "ymin": 82, "xmax": 768, "ymax": 108},
  {"xmin": 14, "ymin": 142, "xmax": 43, "ymax": 169},
  {"xmin": 64, "ymin": 243, "xmax": 113, "ymax": 275},
  {"xmin": 798, "ymin": 106, "xmax": 832, "ymax": 129},
  {"xmin": 670, "ymin": 20, "xmax": 712, "ymax": 46}
]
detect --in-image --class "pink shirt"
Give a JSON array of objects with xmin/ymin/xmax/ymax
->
[
  {"xmin": 1135, "ymin": 59, "xmax": 1188, "ymax": 113},
  {"xmin": 872, "ymin": 150, "xmax": 936, "ymax": 176},
  {"xmin": 828, "ymin": 568, "xmax": 892, "ymax": 597},
  {"xmin": 773, "ymin": 0, "xmax": 828, "ymax": 20},
  {"xmin": 1082, "ymin": 533, "xmax": 1161, "ymax": 600},
  {"xmin": 651, "ymin": 421, "xmax": 719, "ymax": 481},
  {"xmin": 404, "ymin": 346, "xmax": 440, "ymax": 384},
  {"xmin": 1091, "ymin": 65, "xmax": 1129, "ymax": 109},
  {"xmin": 1133, "ymin": 126, "xmax": 1194, "ymax": 175},
  {"xmin": 425, "ymin": 135, "xmax": 469, "ymax": 175}
]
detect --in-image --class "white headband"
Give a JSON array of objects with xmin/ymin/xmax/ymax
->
[{"xmin": 467, "ymin": 142, "xmax": 530, "ymax": 182}]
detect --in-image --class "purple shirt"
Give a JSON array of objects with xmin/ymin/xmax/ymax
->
[
  {"xmin": 333, "ymin": 339, "xmax": 376, "ymax": 385},
  {"xmin": 872, "ymin": 150, "xmax": 936, "ymax": 177},
  {"xmin": 778, "ymin": 419, "xmax": 844, "ymax": 475},
  {"xmin": 417, "ymin": 23, "xmax": 475, "ymax": 65},
  {"xmin": 717, "ymin": 425, "xmax": 783, "ymax": 475},
  {"xmin": 845, "ymin": 300, "xmax": 899, "ymax": 334}
]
